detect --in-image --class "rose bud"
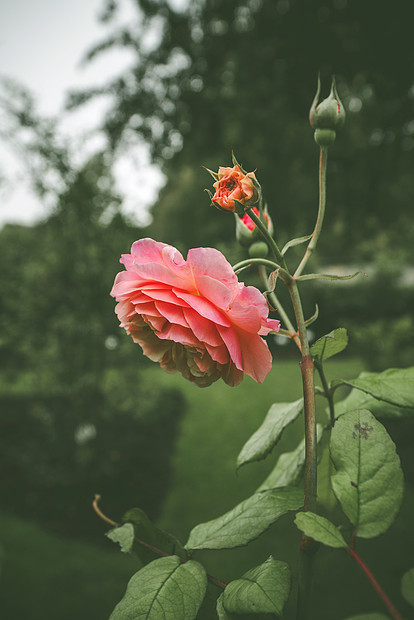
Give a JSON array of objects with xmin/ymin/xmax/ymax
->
[
  {"xmin": 309, "ymin": 75, "xmax": 345, "ymax": 146},
  {"xmin": 235, "ymin": 206, "xmax": 273, "ymax": 252},
  {"xmin": 211, "ymin": 164, "xmax": 260, "ymax": 214}
]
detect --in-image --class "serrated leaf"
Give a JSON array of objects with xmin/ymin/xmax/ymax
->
[
  {"xmin": 237, "ymin": 399, "xmax": 303, "ymax": 468},
  {"xmin": 296, "ymin": 270, "xmax": 364, "ymax": 282},
  {"xmin": 123, "ymin": 507, "xmax": 188, "ymax": 565},
  {"xmin": 223, "ymin": 556, "xmax": 290, "ymax": 617},
  {"xmin": 257, "ymin": 425, "xmax": 324, "ymax": 492},
  {"xmin": 401, "ymin": 567, "xmax": 414, "ymax": 607},
  {"xmin": 341, "ymin": 367, "xmax": 414, "ymax": 409},
  {"xmin": 281, "ymin": 234, "xmax": 312, "ymax": 256},
  {"xmin": 311, "ymin": 328, "xmax": 348, "ymax": 362},
  {"xmin": 109, "ymin": 555, "xmax": 207, "ymax": 620},
  {"xmin": 294, "ymin": 512, "xmax": 347, "ymax": 548},
  {"xmin": 344, "ymin": 615, "xmax": 389, "ymax": 620},
  {"xmin": 335, "ymin": 386, "xmax": 414, "ymax": 419},
  {"xmin": 185, "ymin": 486, "xmax": 303, "ymax": 551},
  {"xmin": 106, "ymin": 523, "xmax": 135, "ymax": 553},
  {"xmin": 330, "ymin": 410, "xmax": 404, "ymax": 538}
]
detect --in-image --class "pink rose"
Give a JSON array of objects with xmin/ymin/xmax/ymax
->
[
  {"xmin": 212, "ymin": 165, "xmax": 259, "ymax": 212},
  {"xmin": 111, "ymin": 238, "xmax": 280, "ymax": 387}
]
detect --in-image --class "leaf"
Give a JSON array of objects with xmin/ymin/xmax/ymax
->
[
  {"xmin": 304, "ymin": 304, "xmax": 319, "ymax": 327},
  {"xmin": 294, "ymin": 512, "xmax": 347, "ymax": 548},
  {"xmin": 341, "ymin": 367, "xmax": 414, "ymax": 409},
  {"xmin": 310, "ymin": 328, "xmax": 348, "ymax": 363},
  {"xmin": 222, "ymin": 556, "xmax": 291, "ymax": 617},
  {"xmin": 106, "ymin": 523, "xmax": 135, "ymax": 553},
  {"xmin": 296, "ymin": 270, "xmax": 364, "ymax": 282},
  {"xmin": 281, "ymin": 234, "xmax": 312, "ymax": 256},
  {"xmin": 237, "ymin": 398, "xmax": 303, "ymax": 468},
  {"xmin": 185, "ymin": 486, "xmax": 303, "ymax": 551},
  {"xmin": 343, "ymin": 615, "xmax": 389, "ymax": 620},
  {"xmin": 401, "ymin": 567, "xmax": 414, "ymax": 607},
  {"xmin": 109, "ymin": 555, "xmax": 207, "ymax": 620},
  {"xmin": 330, "ymin": 410, "xmax": 404, "ymax": 538},
  {"xmin": 335, "ymin": 386, "xmax": 414, "ymax": 419},
  {"xmin": 123, "ymin": 507, "xmax": 188, "ymax": 565},
  {"xmin": 256, "ymin": 425, "xmax": 324, "ymax": 492},
  {"xmin": 216, "ymin": 594, "xmax": 233, "ymax": 619}
]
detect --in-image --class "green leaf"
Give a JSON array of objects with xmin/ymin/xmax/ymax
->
[
  {"xmin": 296, "ymin": 270, "xmax": 364, "ymax": 282},
  {"xmin": 237, "ymin": 398, "xmax": 303, "ymax": 468},
  {"xmin": 294, "ymin": 512, "xmax": 347, "ymax": 548},
  {"xmin": 109, "ymin": 555, "xmax": 207, "ymax": 620},
  {"xmin": 123, "ymin": 508, "xmax": 188, "ymax": 565},
  {"xmin": 106, "ymin": 523, "xmax": 135, "ymax": 553},
  {"xmin": 330, "ymin": 410, "xmax": 404, "ymax": 538},
  {"xmin": 401, "ymin": 567, "xmax": 414, "ymax": 607},
  {"xmin": 281, "ymin": 234, "xmax": 312, "ymax": 256},
  {"xmin": 310, "ymin": 328, "xmax": 348, "ymax": 363},
  {"xmin": 341, "ymin": 367, "xmax": 414, "ymax": 409},
  {"xmin": 216, "ymin": 594, "xmax": 232, "ymax": 619},
  {"xmin": 223, "ymin": 556, "xmax": 291, "ymax": 617},
  {"xmin": 343, "ymin": 615, "xmax": 389, "ymax": 620},
  {"xmin": 304, "ymin": 304, "xmax": 319, "ymax": 327},
  {"xmin": 185, "ymin": 486, "xmax": 303, "ymax": 551},
  {"xmin": 335, "ymin": 385, "xmax": 414, "ymax": 419},
  {"xmin": 256, "ymin": 425, "xmax": 324, "ymax": 492}
]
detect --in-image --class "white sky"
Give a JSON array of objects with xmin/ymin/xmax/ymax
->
[{"xmin": 0, "ymin": 0, "xmax": 165, "ymax": 227}]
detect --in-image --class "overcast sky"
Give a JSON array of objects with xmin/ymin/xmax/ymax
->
[{"xmin": 0, "ymin": 0, "xmax": 164, "ymax": 227}]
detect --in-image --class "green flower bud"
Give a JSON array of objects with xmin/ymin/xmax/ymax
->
[
  {"xmin": 309, "ymin": 75, "xmax": 345, "ymax": 145},
  {"xmin": 248, "ymin": 241, "xmax": 269, "ymax": 258},
  {"xmin": 234, "ymin": 206, "xmax": 273, "ymax": 247},
  {"xmin": 314, "ymin": 128, "xmax": 337, "ymax": 146}
]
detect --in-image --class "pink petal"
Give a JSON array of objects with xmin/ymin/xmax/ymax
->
[
  {"xmin": 183, "ymin": 307, "xmax": 223, "ymax": 346},
  {"xmin": 226, "ymin": 299, "xmax": 262, "ymax": 333},
  {"xmin": 187, "ymin": 247, "xmax": 238, "ymax": 295},
  {"xmin": 154, "ymin": 301, "xmax": 189, "ymax": 328},
  {"xmin": 157, "ymin": 323, "xmax": 200, "ymax": 347},
  {"xmin": 216, "ymin": 324, "xmax": 243, "ymax": 370},
  {"xmin": 173, "ymin": 289, "xmax": 231, "ymax": 327},
  {"xmin": 237, "ymin": 331, "xmax": 273, "ymax": 383}
]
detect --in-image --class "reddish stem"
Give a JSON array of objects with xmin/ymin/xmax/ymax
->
[
  {"xmin": 348, "ymin": 548, "xmax": 404, "ymax": 620},
  {"xmin": 92, "ymin": 494, "xmax": 227, "ymax": 589}
]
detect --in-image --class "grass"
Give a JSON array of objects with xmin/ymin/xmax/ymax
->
[
  {"xmin": 139, "ymin": 357, "xmax": 414, "ymax": 620},
  {"xmin": 0, "ymin": 511, "xmax": 139, "ymax": 620},
  {"xmin": 144, "ymin": 357, "xmax": 365, "ymax": 539},
  {"xmin": 2, "ymin": 356, "xmax": 413, "ymax": 619}
]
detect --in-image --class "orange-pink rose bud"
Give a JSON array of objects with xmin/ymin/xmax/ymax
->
[{"xmin": 212, "ymin": 165, "xmax": 259, "ymax": 213}]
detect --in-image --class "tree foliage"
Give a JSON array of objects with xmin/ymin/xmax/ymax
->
[{"xmin": 66, "ymin": 0, "xmax": 414, "ymax": 258}]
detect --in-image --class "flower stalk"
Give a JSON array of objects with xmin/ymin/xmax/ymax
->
[{"xmin": 295, "ymin": 146, "xmax": 328, "ymax": 278}]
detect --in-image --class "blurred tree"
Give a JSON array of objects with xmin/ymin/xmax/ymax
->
[
  {"xmin": 0, "ymin": 81, "xmax": 186, "ymax": 539},
  {"xmin": 66, "ymin": 0, "xmax": 414, "ymax": 260}
]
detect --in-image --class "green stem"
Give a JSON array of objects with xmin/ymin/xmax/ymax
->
[
  {"xmin": 246, "ymin": 207, "xmax": 288, "ymax": 269},
  {"xmin": 288, "ymin": 280, "xmax": 317, "ymax": 620},
  {"xmin": 233, "ymin": 257, "xmax": 291, "ymax": 285},
  {"xmin": 294, "ymin": 147, "xmax": 328, "ymax": 278},
  {"xmin": 258, "ymin": 265, "xmax": 302, "ymax": 351},
  {"xmin": 314, "ymin": 360, "xmax": 335, "ymax": 427},
  {"xmin": 288, "ymin": 280, "xmax": 317, "ymax": 508}
]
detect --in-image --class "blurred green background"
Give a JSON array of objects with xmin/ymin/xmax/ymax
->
[{"xmin": 1, "ymin": 1, "xmax": 414, "ymax": 618}]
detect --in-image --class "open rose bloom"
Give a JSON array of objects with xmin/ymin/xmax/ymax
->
[
  {"xmin": 111, "ymin": 238, "xmax": 280, "ymax": 387},
  {"xmin": 212, "ymin": 165, "xmax": 259, "ymax": 212}
]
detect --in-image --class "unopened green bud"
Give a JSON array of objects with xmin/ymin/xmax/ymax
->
[
  {"xmin": 248, "ymin": 241, "xmax": 269, "ymax": 258},
  {"xmin": 309, "ymin": 75, "xmax": 345, "ymax": 145},
  {"xmin": 314, "ymin": 128, "xmax": 336, "ymax": 146},
  {"xmin": 235, "ymin": 206, "xmax": 273, "ymax": 247}
]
